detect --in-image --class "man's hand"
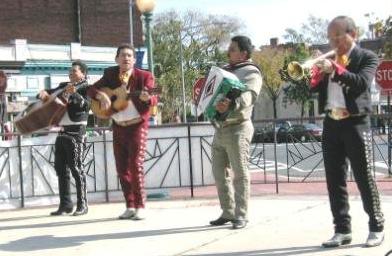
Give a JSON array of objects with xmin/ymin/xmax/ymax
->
[
  {"xmin": 139, "ymin": 90, "xmax": 151, "ymax": 102},
  {"xmin": 96, "ymin": 91, "xmax": 111, "ymax": 110},
  {"xmin": 315, "ymin": 59, "xmax": 334, "ymax": 74},
  {"xmin": 216, "ymin": 98, "xmax": 231, "ymax": 114},
  {"xmin": 64, "ymin": 83, "xmax": 76, "ymax": 94},
  {"xmin": 38, "ymin": 90, "xmax": 50, "ymax": 101}
]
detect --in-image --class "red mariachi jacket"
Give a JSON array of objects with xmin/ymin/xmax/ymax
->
[{"xmin": 88, "ymin": 66, "xmax": 158, "ymax": 123}]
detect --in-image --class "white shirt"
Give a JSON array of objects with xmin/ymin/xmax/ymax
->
[
  {"xmin": 58, "ymin": 111, "xmax": 87, "ymax": 126},
  {"xmin": 326, "ymin": 43, "xmax": 355, "ymax": 110}
]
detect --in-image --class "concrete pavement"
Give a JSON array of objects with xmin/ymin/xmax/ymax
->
[{"xmin": 0, "ymin": 195, "xmax": 391, "ymax": 256}]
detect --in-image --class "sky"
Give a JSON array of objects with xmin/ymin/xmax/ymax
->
[{"xmin": 154, "ymin": 0, "xmax": 392, "ymax": 47}]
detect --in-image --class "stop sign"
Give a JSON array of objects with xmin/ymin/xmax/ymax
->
[
  {"xmin": 376, "ymin": 60, "xmax": 392, "ymax": 90},
  {"xmin": 192, "ymin": 77, "xmax": 205, "ymax": 104}
]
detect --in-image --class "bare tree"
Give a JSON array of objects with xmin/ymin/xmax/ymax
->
[
  {"xmin": 283, "ymin": 15, "xmax": 329, "ymax": 44},
  {"xmin": 253, "ymin": 47, "xmax": 286, "ymax": 118},
  {"xmin": 152, "ymin": 10, "xmax": 243, "ymax": 122}
]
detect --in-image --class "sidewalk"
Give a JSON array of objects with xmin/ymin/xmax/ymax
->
[{"xmin": 0, "ymin": 195, "xmax": 391, "ymax": 256}]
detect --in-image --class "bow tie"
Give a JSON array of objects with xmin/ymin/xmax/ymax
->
[
  {"xmin": 336, "ymin": 54, "xmax": 349, "ymax": 67},
  {"xmin": 119, "ymin": 71, "xmax": 130, "ymax": 85}
]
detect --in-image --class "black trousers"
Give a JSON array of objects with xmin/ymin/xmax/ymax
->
[
  {"xmin": 322, "ymin": 115, "xmax": 384, "ymax": 233},
  {"xmin": 54, "ymin": 127, "xmax": 87, "ymax": 209}
]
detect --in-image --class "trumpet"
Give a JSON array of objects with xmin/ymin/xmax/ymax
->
[{"xmin": 287, "ymin": 50, "xmax": 336, "ymax": 80}]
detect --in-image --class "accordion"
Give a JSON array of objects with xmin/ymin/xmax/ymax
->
[{"xmin": 196, "ymin": 66, "xmax": 245, "ymax": 121}]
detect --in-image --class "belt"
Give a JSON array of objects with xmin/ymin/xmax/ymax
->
[
  {"xmin": 327, "ymin": 108, "xmax": 350, "ymax": 120},
  {"xmin": 214, "ymin": 118, "xmax": 249, "ymax": 128},
  {"xmin": 114, "ymin": 117, "xmax": 142, "ymax": 127},
  {"xmin": 327, "ymin": 108, "xmax": 366, "ymax": 121},
  {"xmin": 62, "ymin": 125, "xmax": 86, "ymax": 133}
]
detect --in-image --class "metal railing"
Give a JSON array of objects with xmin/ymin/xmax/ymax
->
[{"xmin": 0, "ymin": 116, "xmax": 391, "ymax": 209}]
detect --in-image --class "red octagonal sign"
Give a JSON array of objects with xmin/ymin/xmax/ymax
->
[{"xmin": 376, "ymin": 60, "xmax": 392, "ymax": 91}]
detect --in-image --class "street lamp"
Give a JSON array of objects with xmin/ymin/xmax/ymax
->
[
  {"xmin": 179, "ymin": 31, "xmax": 187, "ymax": 123},
  {"xmin": 135, "ymin": 0, "xmax": 156, "ymax": 73}
]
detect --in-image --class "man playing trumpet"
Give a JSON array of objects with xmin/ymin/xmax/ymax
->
[{"xmin": 310, "ymin": 16, "xmax": 384, "ymax": 248}]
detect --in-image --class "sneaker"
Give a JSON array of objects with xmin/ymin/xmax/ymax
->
[
  {"xmin": 365, "ymin": 231, "xmax": 384, "ymax": 247},
  {"xmin": 321, "ymin": 233, "xmax": 352, "ymax": 248},
  {"xmin": 131, "ymin": 208, "xmax": 145, "ymax": 220},
  {"xmin": 118, "ymin": 208, "xmax": 135, "ymax": 219}
]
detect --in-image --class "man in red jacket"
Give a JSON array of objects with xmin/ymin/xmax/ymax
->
[{"xmin": 88, "ymin": 44, "xmax": 157, "ymax": 220}]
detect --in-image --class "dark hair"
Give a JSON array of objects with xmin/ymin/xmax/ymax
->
[
  {"xmin": 116, "ymin": 44, "xmax": 135, "ymax": 58},
  {"xmin": 231, "ymin": 35, "xmax": 254, "ymax": 59},
  {"xmin": 72, "ymin": 60, "xmax": 88, "ymax": 76},
  {"xmin": 330, "ymin": 16, "xmax": 357, "ymax": 33}
]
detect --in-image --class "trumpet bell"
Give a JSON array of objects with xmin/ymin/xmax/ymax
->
[{"xmin": 287, "ymin": 61, "xmax": 304, "ymax": 81}]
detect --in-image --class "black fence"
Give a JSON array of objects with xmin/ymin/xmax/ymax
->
[{"xmin": 0, "ymin": 116, "xmax": 391, "ymax": 209}]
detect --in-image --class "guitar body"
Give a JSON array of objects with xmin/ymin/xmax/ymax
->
[
  {"xmin": 90, "ymin": 87, "xmax": 129, "ymax": 119},
  {"xmin": 14, "ymin": 80, "xmax": 88, "ymax": 134},
  {"xmin": 14, "ymin": 95, "xmax": 67, "ymax": 134},
  {"xmin": 91, "ymin": 86, "xmax": 161, "ymax": 119}
]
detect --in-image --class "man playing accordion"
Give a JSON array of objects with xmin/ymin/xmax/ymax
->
[{"xmin": 209, "ymin": 35, "xmax": 262, "ymax": 229}]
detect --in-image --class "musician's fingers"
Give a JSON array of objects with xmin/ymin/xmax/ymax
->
[
  {"xmin": 139, "ymin": 91, "xmax": 150, "ymax": 102},
  {"xmin": 42, "ymin": 95, "xmax": 50, "ymax": 102},
  {"xmin": 39, "ymin": 90, "xmax": 49, "ymax": 100},
  {"xmin": 67, "ymin": 86, "xmax": 76, "ymax": 94}
]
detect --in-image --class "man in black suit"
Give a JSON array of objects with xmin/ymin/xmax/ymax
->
[
  {"xmin": 311, "ymin": 16, "xmax": 384, "ymax": 248},
  {"xmin": 39, "ymin": 61, "xmax": 90, "ymax": 216}
]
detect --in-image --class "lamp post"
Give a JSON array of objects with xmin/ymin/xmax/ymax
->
[
  {"xmin": 179, "ymin": 31, "xmax": 187, "ymax": 123},
  {"xmin": 135, "ymin": 0, "xmax": 156, "ymax": 73}
]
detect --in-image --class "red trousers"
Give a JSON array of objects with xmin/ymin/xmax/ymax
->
[{"xmin": 113, "ymin": 122, "xmax": 148, "ymax": 208}]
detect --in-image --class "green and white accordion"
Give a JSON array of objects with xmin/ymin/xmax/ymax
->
[{"xmin": 197, "ymin": 66, "xmax": 246, "ymax": 121}]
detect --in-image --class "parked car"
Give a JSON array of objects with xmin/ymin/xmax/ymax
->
[
  {"xmin": 252, "ymin": 121, "xmax": 292, "ymax": 143},
  {"xmin": 277, "ymin": 123, "xmax": 323, "ymax": 143}
]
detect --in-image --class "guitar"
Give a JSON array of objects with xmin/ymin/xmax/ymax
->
[
  {"xmin": 14, "ymin": 80, "xmax": 88, "ymax": 134},
  {"xmin": 91, "ymin": 86, "xmax": 161, "ymax": 119}
]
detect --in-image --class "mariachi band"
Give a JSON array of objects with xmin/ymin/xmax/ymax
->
[{"xmin": 2, "ymin": 15, "xmax": 386, "ymax": 249}]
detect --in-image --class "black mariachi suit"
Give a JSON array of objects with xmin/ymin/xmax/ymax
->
[
  {"xmin": 312, "ymin": 46, "xmax": 384, "ymax": 233},
  {"xmin": 43, "ymin": 81, "xmax": 90, "ymax": 212}
]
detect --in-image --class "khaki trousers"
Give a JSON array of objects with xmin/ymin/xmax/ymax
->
[{"xmin": 212, "ymin": 120, "xmax": 254, "ymax": 220}]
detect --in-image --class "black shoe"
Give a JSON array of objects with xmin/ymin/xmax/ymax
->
[
  {"xmin": 322, "ymin": 233, "xmax": 352, "ymax": 248},
  {"xmin": 72, "ymin": 206, "xmax": 88, "ymax": 216},
  {"xmin": 210, "ymin": 217, "xmax": 233, "ymax": 226},
  {"xmin": 50, "ymin": 207, "xmax": 73, "ymax": 216},
  {"xmin": 232, "ymin": 217, "xmax": 248, "ymax": 229}
]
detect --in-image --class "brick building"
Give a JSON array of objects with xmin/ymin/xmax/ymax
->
[
  {"xmin": 0, "ymin": 0, "xmax": 152, "ymax": 127},
  {"xmin": 0, "ymin": 0, "xmax": 143, "ymax": 47}
]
